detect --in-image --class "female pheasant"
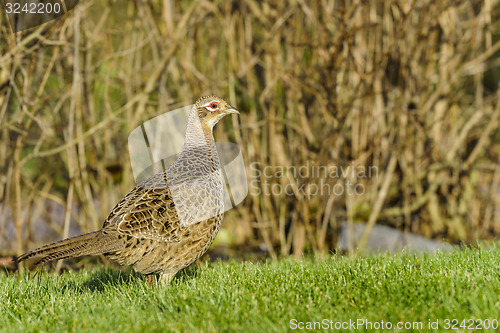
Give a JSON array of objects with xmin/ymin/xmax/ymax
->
[{"xmin": 16, "ymin": 95, "xmax": 239, "ymax": 286}]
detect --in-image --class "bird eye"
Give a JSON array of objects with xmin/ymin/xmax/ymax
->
[{"xmin": 204, "ymin": 101, "xmax": 220, "ymax": 112}]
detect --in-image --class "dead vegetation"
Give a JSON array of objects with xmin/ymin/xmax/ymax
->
[{"xmin": 0, "ymin": 0, "xmax": 499, "ymax": 259}]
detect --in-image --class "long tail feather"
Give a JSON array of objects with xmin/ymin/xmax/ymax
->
[{"xmin": 15, "ymin": 231, "xmax": 123, "ymax": 265}]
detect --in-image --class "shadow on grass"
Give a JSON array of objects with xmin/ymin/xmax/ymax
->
[
  {"xmin": 57, "ymin": 269, "xmax": 141, "ymax": 293},
  {"xmin": 172, "ymin": 264, "xmax": 200, "ymax": 283},
  {"xmin": 60, "ymin": 265, "xmax": 202, "ymax": 293}
]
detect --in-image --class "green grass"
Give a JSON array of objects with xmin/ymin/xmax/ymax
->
[{"xmin": 1, "ymin": 247, "xmax": 500, "ymax": 332}]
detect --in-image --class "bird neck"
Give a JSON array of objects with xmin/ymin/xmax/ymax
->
[{"xmin": 181, "ymin": 109, "xmax": 220, "ymax": 169}]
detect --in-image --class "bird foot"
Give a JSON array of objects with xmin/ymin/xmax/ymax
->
[{"xmin": 144, "ymin": 272, "xmax": 175, "ymax": 287}]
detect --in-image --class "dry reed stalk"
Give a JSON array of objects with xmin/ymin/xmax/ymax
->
[{"xmin": 0, "ymin": 0, "xmax": 499, "ymax": 260}]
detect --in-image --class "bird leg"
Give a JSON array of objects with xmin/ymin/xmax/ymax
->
[
  {"xmin": 144, "ymin": 274, "xmax": 157, "ymax": 286},
  {"xmin": 159, "ymin": 271, "xmax": 175, "ymax": 287},
  {"xmin": 144, "ymin": 272, "xmax": 175, "ymax": 287}
]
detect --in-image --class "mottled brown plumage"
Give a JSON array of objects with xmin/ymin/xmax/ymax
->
[{"xmin": 16, "ymin": 95, "xmax": 239, "ymax": 286}]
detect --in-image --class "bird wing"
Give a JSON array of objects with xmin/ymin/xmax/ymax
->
[{"xmin": 103, "ymin": 172, "xmax": 184, "ymax": 243}]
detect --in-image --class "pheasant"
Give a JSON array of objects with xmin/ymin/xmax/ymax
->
[{"xmin": 16, "ymin": 95, "xmax": 239, "ymax": 286}]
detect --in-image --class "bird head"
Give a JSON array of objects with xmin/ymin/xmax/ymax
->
[{"xmin": 195, "ymin": 95, "xmax": 239, "ymax": 129}]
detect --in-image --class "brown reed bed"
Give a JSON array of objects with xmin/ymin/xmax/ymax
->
[{"xmin": 0, "ymin": 0, "xmax": 499, "ymax": 260}]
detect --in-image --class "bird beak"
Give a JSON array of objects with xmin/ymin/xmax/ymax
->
[{"xmin": 225, "ymin": 105, "xmax": 239, "ymax": 115}]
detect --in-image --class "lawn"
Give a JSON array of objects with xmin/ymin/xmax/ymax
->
[{"xmin": 1, "ymin": 247, "xmax": 499, "ymax": 332}]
